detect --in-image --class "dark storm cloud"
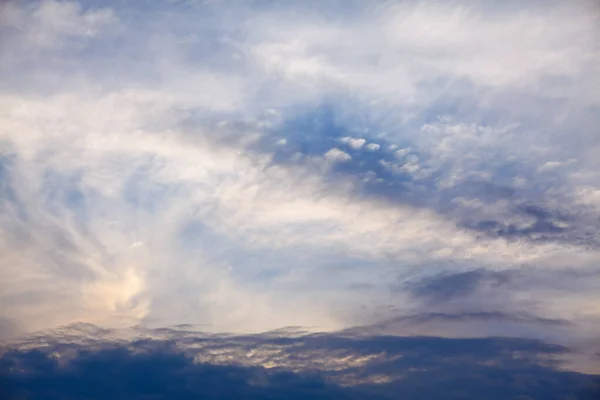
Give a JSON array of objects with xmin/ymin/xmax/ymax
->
[{"xmin": 1, "ymin": 326, "xmax": 599, "ymax": 400}]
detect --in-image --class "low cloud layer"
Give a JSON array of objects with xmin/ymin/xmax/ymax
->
[{"xmin": 1, "ymin": 326, "xmax": 599, "ymax": 399}]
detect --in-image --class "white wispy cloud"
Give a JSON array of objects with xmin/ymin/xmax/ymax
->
[
  {"xmin": 0, "ymin": 0, "xmax": 117, "ymax": 48},
  {"xmin": 0, "ymin": 0, "xmax": 599, "ymax": 368}
]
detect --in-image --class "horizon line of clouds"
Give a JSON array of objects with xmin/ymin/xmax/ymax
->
[{"xmin": 1, "ymin": 324, "xmax": 599, "ymax": 399}]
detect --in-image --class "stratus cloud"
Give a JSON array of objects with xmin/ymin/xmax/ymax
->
[{"xmin": 4, "ymin": 327, "xmax": 599, "ymax": 398}]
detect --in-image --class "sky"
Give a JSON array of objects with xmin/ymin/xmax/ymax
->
[{"xmin": 0, "ymin": 0, "xmax": 600, "ymax": 397}]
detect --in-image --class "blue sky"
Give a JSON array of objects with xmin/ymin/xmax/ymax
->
[{"xmin": 1, "ymin": 0, "xmax": 600, "ymax": 386}]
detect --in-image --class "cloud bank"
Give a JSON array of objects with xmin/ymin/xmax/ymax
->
[{"xmin": 1, "ymin": 325, "xmax": 599, "ymax": 399}]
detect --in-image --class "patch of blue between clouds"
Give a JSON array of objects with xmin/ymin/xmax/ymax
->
[{"xmin": 241, "ymin": 101, "xmax": 600, "ymax": 249}]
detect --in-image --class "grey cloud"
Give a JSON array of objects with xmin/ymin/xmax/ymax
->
[
  {"xmin": 407, "ymin": 266, "xmax": 600, "ymax": 296},
  {"xmin": 462, "ymin": 202, "xmax": 600, "ymax": 248},
  {"xmin": 404, "ymin": 269, "xmax": 511, "ymax": 303},
  {"xmin": 1, "ymin": 324, "xmax": 599, "ymax": 399},
  {"xmin": 385, "ymin": 312, "xmax": 573, "ymax": 327},
  {"xmin": 399, "ymin": 265, "xmax": 600, "ymax": 315}
]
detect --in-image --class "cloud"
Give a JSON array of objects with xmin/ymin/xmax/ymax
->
[
  {"xmin": 405, "ymin": 269, "xmax": 511, "ymax": 303},
  {"xmin": 378, "ymin": 266, "xmax": 600, "ymax": 349},
  {"xmin": 339, "ymin": 137, "xmax": 366, "ymax": 150},
  {"xmin": 1, "ymin": 327, "xmax": 599, "ymax": 399},
  {"xmin": 380, "ymin": 311, "xmax": 573, "ymax": 328},
  {"xmin": 0, "ymin": 0, "xmax": 599, "ymax": 378},
  {"xmin": 242, "ymin": 0, "xmax": 599, "ymax": 110},
  {"xmin": 324, "ymin": 148, "xmax": 352, "ymax": 163},
  {"xmin": 0, "ymin": 0, "xmax": 117, "ymax": 49}
]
